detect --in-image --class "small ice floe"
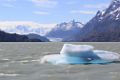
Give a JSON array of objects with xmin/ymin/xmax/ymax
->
[
  {"xmin": 16, "ymin": 56, "xmax": 40, "ymax": 64},
  {"xmin": 41, "ymin": 44, "xmax": 120, "ymax": 65}
]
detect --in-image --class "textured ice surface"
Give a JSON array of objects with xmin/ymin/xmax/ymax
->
[{"xmin": 60, "ymin": 44, "xmax": 94, "ymax": 57}]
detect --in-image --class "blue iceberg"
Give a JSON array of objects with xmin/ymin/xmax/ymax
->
[{"xmin": 41, "ymin": 44, "xmax": 120, "ymax": 65}]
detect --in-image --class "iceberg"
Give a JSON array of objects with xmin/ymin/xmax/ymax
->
[{"xmin": 41, "ymin": 44, "xmax": 120, "ymax": 65}]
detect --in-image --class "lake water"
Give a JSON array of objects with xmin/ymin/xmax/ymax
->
[{"xmin": 0, "ymin": 42, "xmax": 120, "ymax": 80}]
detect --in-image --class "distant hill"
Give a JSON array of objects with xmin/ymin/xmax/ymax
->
[
  {"xmin": 27, "ymin": 33, "xmax": 50, "ymax": 42},
  {"xmin": 0, "ymin": 30, "xmax": 48, "ymax": 42},
  {"xmin": 0, "ymin": 30, "xmax": 28, "ymax": 42}
]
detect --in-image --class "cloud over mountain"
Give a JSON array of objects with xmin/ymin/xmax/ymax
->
[{"xmin": 0, "ymin": 21, "xmax": 56, "ymax": 36}]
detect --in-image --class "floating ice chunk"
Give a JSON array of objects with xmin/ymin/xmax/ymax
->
[
  {"xmin": 60, "ymin": 44, "xmax": 94, "ymax": 57},
  {"xmin": 41, "ymin": 44, "xmax": 120, "ymax": 65}
]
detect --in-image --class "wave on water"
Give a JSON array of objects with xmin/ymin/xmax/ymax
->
[
  {"xmin": 0, "ymin": 49, "xmax": 3, "ymax": 51},
  {"xmin": 14, "ymin": 56, "xmax": 40, "ymax": 64},
  {"xmin": 0, "ymin": 59, "xmax": 11, "ymax": 63},
  {"xmin": 0, "ymin": 73, "xmax": 19, "ymax": 77},
  {"xmin": 0, "ymin": 57, "xmax": 40, "ymax": 64}
]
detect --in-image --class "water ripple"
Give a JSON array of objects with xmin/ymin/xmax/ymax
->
[{"xmin": 0, "ymin": 73, "xmax": 19, "ymax": 77}]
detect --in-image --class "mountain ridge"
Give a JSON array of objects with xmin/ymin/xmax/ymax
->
[
  {"xmin": 79, "ymin": 0, "xmax": 120, "ymax": 42},
  {"xmin": 46, "ymin": 20, "xmax": 84, "ymax": 42}
]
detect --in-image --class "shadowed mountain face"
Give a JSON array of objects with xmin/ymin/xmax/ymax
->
[
  {"xmin": 79, "ymin": 0, "xmax": 120, "ymax": 42},
  {"xmin": 27, "ymin": 33, "xmax": 49, "ymax": 42},
  {"xmin": 0, "ymin": 30, "xmax": 50, "ymax": 42},
  {"xmin": 0, "ymin": 30, "xmax": 30, "ymax": 42}
]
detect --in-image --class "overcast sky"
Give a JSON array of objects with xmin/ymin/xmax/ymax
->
[{"xmin": 0, "ymin": 0, "xmax": 112, "ymax": 24}]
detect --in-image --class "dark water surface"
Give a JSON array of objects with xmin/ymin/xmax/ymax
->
[{"xmin": 0, "ymin": 42, "xmax": 120, "ymax": 80}]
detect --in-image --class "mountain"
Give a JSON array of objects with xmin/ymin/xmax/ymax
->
[
  {"xmin": 46, "ymin": 20, "xmax": 84, "ymax": 42},
  {"xmin": 0, "ymin": 30, "xmax": 50, "ymax": 42},
  {"xmin": 5, "ymin": 25, "xmax": 47, "ymax": 36},
  {"xmin": 80, "ymin": 0, "xmax": 120, "ymax": 42},
  {"xmin": 0, "ymin": 21, "xmax": 55, "ymax": 36},
  {"xmin": 0, "ymin": 30, "xmax": 28, "ymax": 42},
  {"xmin": 27, "ymin": 33, "xmax": 50, "ymax": 42}
]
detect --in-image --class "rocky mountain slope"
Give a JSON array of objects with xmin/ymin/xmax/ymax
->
[
  {"xmin": 80, "ymin": 0, "xmax": 120, "ymax": 42},
  {"xmin": 46, "ymin": 20, "xmax": 83, "ymax": 41}
]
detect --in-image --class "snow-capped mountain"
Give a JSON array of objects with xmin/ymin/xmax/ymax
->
[
  {"xmin": 79, "ymin": 0, "xmax": 120, "ymax": 41},
  {"xmin": 46, "ymin": 20, "xmax": 84, "ymax": 41},
  {"xmin": 96, "ymin": 0, "xmax": 120, "ymax": 21},
  {"xmin": 0, "ymin": 21, "xmax": 56, "ymax": 36},
  {"xmin": 6, "ymin": 25, "xmax": 45, "ymax": 35}
]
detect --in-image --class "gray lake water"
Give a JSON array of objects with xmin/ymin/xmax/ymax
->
[{"xmin": 0, "ymin": 42, "xmax": 120, "ymax": 80}]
